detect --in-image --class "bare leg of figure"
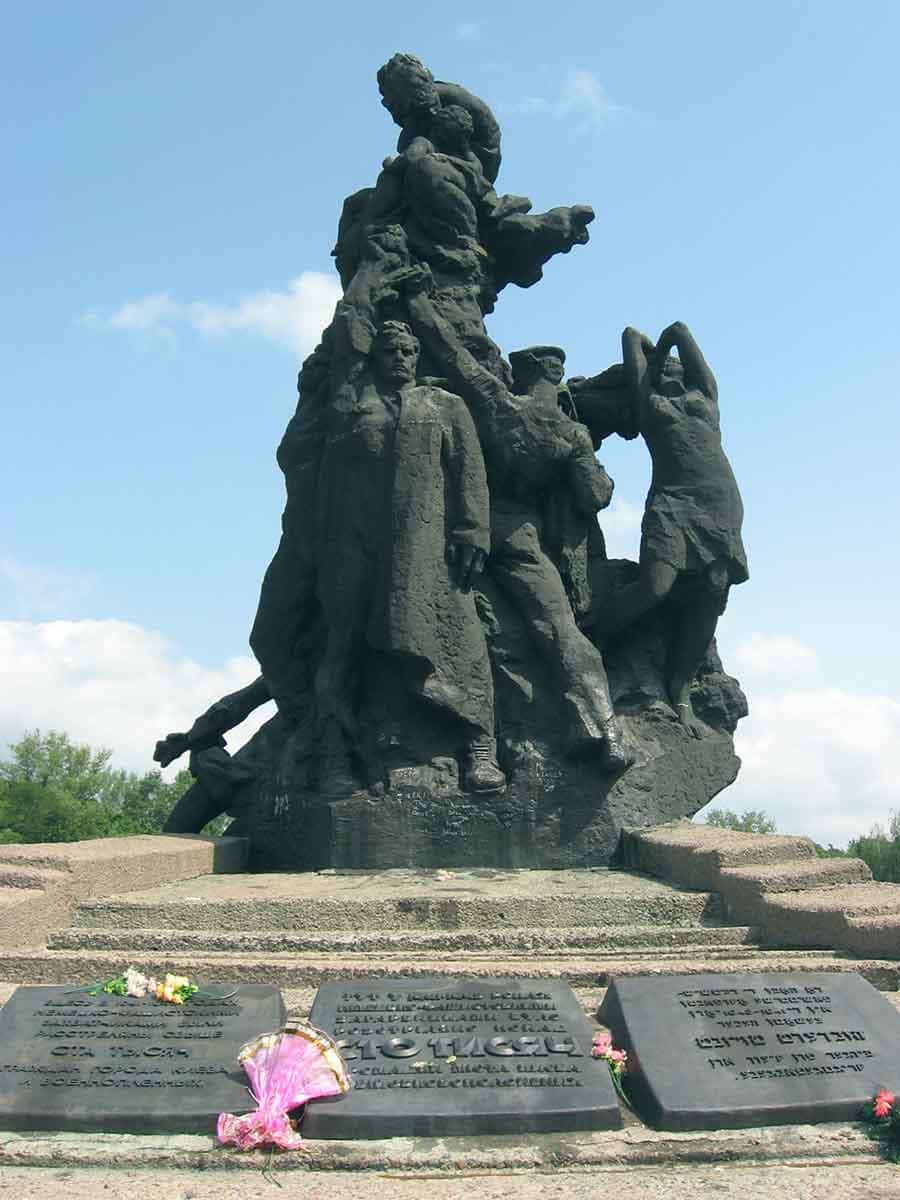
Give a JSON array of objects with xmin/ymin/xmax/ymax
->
[
  {"xmin": 666, "ymin": 575, "xmax": 729, "ymax": 739},
  {"xmin": 588, "ymin": 559, "xmax": 679, "ymax": 636}
]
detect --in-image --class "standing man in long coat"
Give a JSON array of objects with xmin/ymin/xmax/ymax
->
[{"xmin": 314, "ymin": 319, "xmax": 506, "ymax": 794}]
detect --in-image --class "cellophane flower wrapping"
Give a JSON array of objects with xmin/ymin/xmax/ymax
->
[{"xmin": 217, "ymin": 1021, "xmax": 352, "ymax": 1151}]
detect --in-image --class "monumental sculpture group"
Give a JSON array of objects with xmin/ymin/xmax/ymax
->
[{"xmin": 155, "ymin": 54, "xmax": 749, "ymax": 869}]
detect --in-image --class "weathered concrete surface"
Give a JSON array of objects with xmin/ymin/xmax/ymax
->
[
  {"xmin": 69, "ymin": 868, "xmax": 719, "ymax": 931},
  {"xmin": 2, "ymin": 1163, "xmax": 900, "ymax": 1199},
  {"xmin": 47, "ymin": 922, "xmax": 758, "ymax": 955},
  {"xmin": 2, "ymin": 945, "xmax": 898, "ymax": 989},
  {"xmin": 3, "ymin": 863, "xmax": 899, "ymax": 986},
  {"xmin": 717, "ymin": 858, "xmax": 872, "ymax": 924},
  {"xmin": 761, "ymin": 884, "xmax": 900, "ymax": 949},
  {"xmin": 624, "ymin": 823, "xmax": 900, "ymax": 960},
  {"xmin": 842, "ymin": 913, "xmax": 900, "ymax": 959},
  {"xmin": 0, "ymin": 835, "xmax": 247, "ymax": 885},
  {"xmin": 0, "ymin": 837, "xmax": 248, "ymax": 952},
  {"xmin": 621, "ymin": 825, "xmax": 819, "ymax": 891},
  {"xmin": 0, "ymin": 1121, "xmax": 888, "ymax": 1175}
]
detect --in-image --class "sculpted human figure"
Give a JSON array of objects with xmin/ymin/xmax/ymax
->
[
  {"xmin": 406, "ymin": 271, "xmax": 632, "ymax": 771},
  {"xmin": 377, "ymin": 52, "xmax": 502, "ymax": 185},
  {"xmin": 153, "ymin": 676, "xmax": 272, "ymax": 833},
  {"xmin": 336, "ymin": 70, "xmax": 595, "ymax": 334},
  {"xmin": 249, "ymin": 337, "xmax": 331, "ymax": 724},
  {"xmin": 313, "ymin": 319, "xmax": 506, "ymax": 794},
  {"xmin": 585, "ymin": 322, "xmax": 748, "ymax": 736}
]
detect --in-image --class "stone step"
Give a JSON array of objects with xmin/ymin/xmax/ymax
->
[
  {"xmin": 760, "ymin": 882, "xmax": 900, "ymax": 949},
  {"xmin": 841, "ymin": 912, "xmax": 900, "ymax": 958},
  {"xmin": 0, "ymin": 865, "xmax": 65, "ymax": 891},
  {"xmin": 621, "ymin": 824, "xmax": 818, "ymax": 891},
  {"xmin": 0, "ymin": 886, "xmax": 64, "ymax": 951},
  {"xmin": 718, "ymin": 858, "xmax": 873, "ymax": 923},
  {"xmin": 1, "ymin": 1132, "xmax": 898, "ymax": 1181},
  {"xmin": 1, "ymin": 946, "xmax": 897, "ymax": 989},
  {"xmin": 47, "ymin": 923, "xmax": 759, "ymax": 955},
  {"xmin": 0, "ymin": 848, "xmax": 73, "ymax": 872},
  {"xmin": 69, "ymin": 868, "xmax": 721, "ymax": 931}
]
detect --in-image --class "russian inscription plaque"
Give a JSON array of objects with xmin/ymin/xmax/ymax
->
[
  {"xmin": 599, "ymin": 971, "xmax": 900, "ymax": 1131},
  {"xmin": 302, "ymin": 977, "xmax": 621, "ymax": 1137},
  {"xmin": 0, "ymin": 984, "xmax": 285, "ymax": 1133}
]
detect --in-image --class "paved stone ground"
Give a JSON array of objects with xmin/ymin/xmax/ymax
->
[{"xmin": 0, "ymin": 1164, "xmax": 899, "ymax": 1199}]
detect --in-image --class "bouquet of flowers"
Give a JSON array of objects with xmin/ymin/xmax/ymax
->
[
  {"xmin": 82, "ymin": 966, "xmax": 230, "ymax": 1004},
  {"xmin": 592, "ymin": 1030, "xmax": 628, "ymax": 1103},
  {"xmin": 218, "ymin": 1021, "xmax": 352, "ymax": 1151}
]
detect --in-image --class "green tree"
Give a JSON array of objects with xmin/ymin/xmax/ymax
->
[
  {"xmin": 702, "ymin": 808, "xmax": 778, "ymax": 835},
  {"xmin": 111, "ymin": 768, "xmax": 195, "ymax": 835},
  {"xmin": 1, "ymin": 730, "xmax": 118, "ymax": 808},
  {"xmin": 0, "ymin": 730, "xmax": 195, "ymax": 843},
  {"xmin": 847, "ymin": 813, "xmax": 900, "ymax": 883},
  {"xmin": 0, "ymin": 779, "xmax": 113, "ymax": 842},
  {"xmin": 814, "ymin": 843, "xmax": 849, "ymax": 859}
]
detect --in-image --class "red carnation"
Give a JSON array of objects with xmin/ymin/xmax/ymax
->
[{"xmin": 873, "ymin": 1088, "xmax": 895, "ymax": 1119}]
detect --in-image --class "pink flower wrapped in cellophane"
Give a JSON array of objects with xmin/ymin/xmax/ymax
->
[{"xmin": 217, "ymin": 1020, "xmax": 352, "ymax": 1151}]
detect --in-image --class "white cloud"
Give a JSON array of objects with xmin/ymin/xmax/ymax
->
[
  {"xmin": 558, "ymin": 68, "xmax": 620, "ymax": 125},
  {"xmin": 84, "ymin": 272, "xmax": 342, "ymax": 358},
  {"xmin": 109, "ymin": 292, "xmax": 180, "ymax": 332},
  {"xmin": 508, "ymin": 68, "xmax": 621, "ymax": 127},
  {"xmin": 0, "ymin": 556, "xmax": 93, "ymax": 618},
  {"xmin": 0, "ymin": 619, "xmax": 274, "ymax": 776},
  {"xmin": 599, "ymin": 496, "xmax": 643, "ymax": 560},
  {"xmin": 732, "ymin": 632, "xmax": 819, "ymax": 680},
  {"xmin": 706, "ymin": 632, "xmax": 900, "ymax": 846}
]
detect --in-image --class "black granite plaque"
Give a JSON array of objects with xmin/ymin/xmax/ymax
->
[
  {"xmin": 302, "ymin": 977, "xmax": 621, "ymax": 1138},
  {"xmin": 599, "ymin": 971, "xmax": 900, "ymax": 1131},
  {"xmin": 0, "ymin": 984, "xmax": 284, "ymax": 1133}
]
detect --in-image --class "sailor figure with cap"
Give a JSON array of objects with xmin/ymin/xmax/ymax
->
[{"xmin": 407, "ymin": 276, "xmax": 632, "ymax": 771}]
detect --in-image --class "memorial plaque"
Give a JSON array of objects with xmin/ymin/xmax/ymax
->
[
  {"xmin": 0, "ymin": 984, "xmax": 284, "ymax": 1133},
  {"xmin": 302, "ymin": 977, "xmax": 621, "ymax": 1138},
  {"xmin": 599, "ymin": 971, "xmax": 900, "ymax": 1131}
]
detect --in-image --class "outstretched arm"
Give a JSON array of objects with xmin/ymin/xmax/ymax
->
[
  {"xmin": 655, "ymin": 321, "xmax": 718, "ymax": 402},
  {"xmin": 153, "ymin": 676, "xmax": 271, "ymax": 767},
  {"xmin": 406, "ymin": 270, "xmax": 517, "ymax": 423}
]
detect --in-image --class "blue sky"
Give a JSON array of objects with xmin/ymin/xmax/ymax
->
[{"xmin": 3, "ymin": 1, "xmax": 899, "ymax": 845}]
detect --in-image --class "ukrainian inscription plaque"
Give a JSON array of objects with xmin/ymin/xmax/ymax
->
[
  {"xmin": 0, "ymin": 984, "xmax": 285, "ymax": 1133},
  {"xmin": 599, "ymin": 971, "xmax": 900, "ymax": 1131},
  {"xmin": 302, "ymin": 977, "xmax": 621, "ymax": 1137}
]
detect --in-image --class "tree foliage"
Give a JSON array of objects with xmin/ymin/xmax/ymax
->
[
  {"xmin": 0, "ymin": 730, "xmax": 201, "ymax": 843},
  {"xmin": 847, "ymin": 813, "xmax": 900, "ymax": 883},
  {"xmin": 702, "ymin": 808, "xmax": 778, "ymax": 835}
]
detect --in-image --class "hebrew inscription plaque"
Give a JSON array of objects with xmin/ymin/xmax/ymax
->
[
  {"xmin": 599, "ymin": 971, "xmax": 900, "ymax": 1130},
  {"xmin": 302, "ymin": 976, "xmax": 621, "ymax": 1137},
  {"xmin": 0, "ymin": 984, "xmax": 284, "ymax": 1133}
]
